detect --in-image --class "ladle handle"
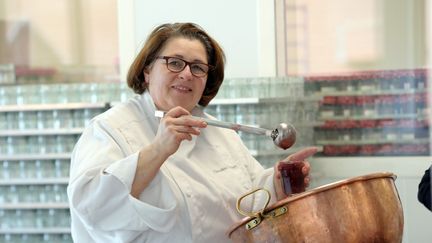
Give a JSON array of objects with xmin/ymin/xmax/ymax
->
[{"xmin": 155, "ymin": 110, "xmax": 272, "ymax": 136}]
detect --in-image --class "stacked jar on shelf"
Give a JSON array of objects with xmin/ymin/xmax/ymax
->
[
  {"xmin": 306, "ymin": 69, "xmax": 429, "ymax": 156},
  {"xmin": 0, "ymin": 64, "xmax": 15, "ymax": 85},
  {"xmin": 0, "ymin": 82, "xmax": 132, "ymax": 243},
  {"xmin": 0, "ymin": 104, "xmax": 108, "ymax": 243}
]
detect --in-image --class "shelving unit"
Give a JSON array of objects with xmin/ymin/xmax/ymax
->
[
  {"xmin": 306, "ymin": 68, "xmax": 430, "ymax": 156},
  {"xmin": 0, "ymin": 101, "xmax": 108, "ymax": 242}
]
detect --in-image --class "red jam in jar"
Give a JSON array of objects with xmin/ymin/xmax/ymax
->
[{"xmin": 278, "ymin": 161, "xmax": 306, "ymax": 195}]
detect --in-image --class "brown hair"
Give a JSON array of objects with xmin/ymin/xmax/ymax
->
[{"xmin": 127, "ymin": 22, "xmax": 226, "ymax": 106}]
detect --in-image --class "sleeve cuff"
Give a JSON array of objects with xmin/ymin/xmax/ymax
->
[
  {"xmin": 104, "ymin": 152, "xmax": 140, "ymax": 191},
  {"xmin": 252, "ymin": 168, "xmax": 278, "ymax": 211}
]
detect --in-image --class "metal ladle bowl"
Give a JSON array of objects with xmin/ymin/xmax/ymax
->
[{"xmin": 270, "ymin": 123, "xmax": 297, "ymax": 150}]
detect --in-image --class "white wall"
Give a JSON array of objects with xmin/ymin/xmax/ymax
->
[{"xmin": 117, "ymin": 0, "xmax": 276, "ymax": 81}]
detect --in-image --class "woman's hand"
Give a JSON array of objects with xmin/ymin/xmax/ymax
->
[
  {"xmin": 153, "ymin": 106, "xmax": 207, "ymax": 158},
  {"xmin": 273, "ymin": 147, "xmax": 318, "ymax": 201},
  {"xmin": 132, "ymin": 106, "xmax": 207, "ymax": 197}
]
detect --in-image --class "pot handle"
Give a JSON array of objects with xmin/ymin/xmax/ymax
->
[{"xmin": 236, "ymin": 188, "xmax": 271, "ymax": 218}]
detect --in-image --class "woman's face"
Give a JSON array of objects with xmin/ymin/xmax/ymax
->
[{"xmin": 144, "ymin": 37, "xmax": 208, "ymax": 112}]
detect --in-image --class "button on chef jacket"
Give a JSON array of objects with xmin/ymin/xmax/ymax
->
[{"xmin": 67, "ymin": 92, "xmax": 277, "ymax": 242}]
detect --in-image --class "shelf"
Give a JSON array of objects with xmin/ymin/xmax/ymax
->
[
  {"xmin": 0, "ymin": 228, "xmax": 71, "ymax": 234},
  {"xmin": 238, "ymin": 122, "xmax": 322, "ymax": 130},
  {"xmin": 250, "ymin": 149, "xmax": 290, "ymax": 157},
  {"xmin": 318, "ymin": 113, "xmax": 425, "ymax": 121},
  {"xmin": 0, "ymin": 102, "xmax": 108, "ymax": 112},
  {"xmin": 250, "ymin": 146, "xmax": 323, "ymax": 157},
  {"xmin": 0, "ymin": 178, "xmax": 69, "ymax": 185},
  {"xmin": 294, "ymin": 121, "xmax": 325, "ymax": 127},
  {"xmin": 314, "ymin": 88, "xmax": 426, "ymax": 97},
  {"xmin": 209, "ymin": 96, "xmax": 322, "ymax": 105},
  {"xmin": 0, "ymin": 203, "xmax": 69, "ymax": 210},
  {"xmin": 0, "ymin": 153, "xmax": 71, "ymax": 161},
  {"xmin": 0, "ymin": 128, "xmax": 84, "ymax": 137},
  {"xmin": 316, "ymin": 138, "xmax": 430, "ymax": 146}
]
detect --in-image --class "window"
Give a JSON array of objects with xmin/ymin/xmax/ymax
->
[
  {"xmin": 275, "ymin": 0, "xmax": 427, "ymax": 75},
  {"xmin": 0, "ymin": 0, "xmax": 119, "ymax": 84}
]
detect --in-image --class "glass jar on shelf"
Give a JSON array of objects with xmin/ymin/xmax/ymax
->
[{"xmin": 357, "ymin": 72, "xmax": 377, "ymax": 92}]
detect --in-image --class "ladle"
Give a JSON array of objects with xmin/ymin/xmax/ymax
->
[{"xmin": 154, "ymin": 110, "xmax": 296, "ymax": 150}]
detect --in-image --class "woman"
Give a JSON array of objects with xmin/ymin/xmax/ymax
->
[{"xmin": 67, "ymin": 22, "xmax": 317, "ymax": 242}]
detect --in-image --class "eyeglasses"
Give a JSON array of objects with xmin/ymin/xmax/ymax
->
[{"xmin": 156, "ymin": 56, "xmax": 213, "ymax": 77}]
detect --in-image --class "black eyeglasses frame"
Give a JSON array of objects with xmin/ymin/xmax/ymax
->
[{"xmin": 156, "ymin": 56, "xmax": 214, "ymax": 77}]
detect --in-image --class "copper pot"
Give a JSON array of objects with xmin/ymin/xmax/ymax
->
[{"xmin": 228, "ymin": 172, "xmax": 403, "ymax": 243}]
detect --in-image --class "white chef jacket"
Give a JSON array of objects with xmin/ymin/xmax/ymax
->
[{"xmin": 67, "ymin": 92, "xmax": 277, "ymax": 243}]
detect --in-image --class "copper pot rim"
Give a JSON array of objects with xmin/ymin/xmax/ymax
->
[{"xmin": 227, "ymin": 171, "xmax": 396, "ymax": 237}]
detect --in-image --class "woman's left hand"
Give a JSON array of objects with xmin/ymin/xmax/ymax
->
[{"xmin": 273, "ymin": 147, "xmax": 318, "ymax": 200}]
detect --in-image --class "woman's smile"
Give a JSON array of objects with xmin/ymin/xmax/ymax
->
[{"xmin": 171, "ymin": 84, "xmax": 192, "ymax": 93}]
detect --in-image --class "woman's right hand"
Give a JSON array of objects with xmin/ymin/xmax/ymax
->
[
  {"xmin": 133, "ymin": 106, "xmax": 206, "ymax": 198},
  {"xmin": 153, "ymin": 106, "xmax": 207, "ymax": 157}
]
